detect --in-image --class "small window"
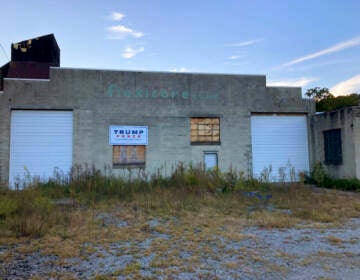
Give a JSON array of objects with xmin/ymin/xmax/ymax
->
[
  {"xmin": 113, "ymin": 145, "xmax": 145, "ymax": 167},
  {"xmin": 191, "ymin": 117, "xmax": 220, "ymax": 145},
  {"xmin": 323, "ymin": 129, "xmax": 342, "ymax": 165},
  {"xmin": 204, "ymin": 152, "xmax": 218, "ymax": 170}
]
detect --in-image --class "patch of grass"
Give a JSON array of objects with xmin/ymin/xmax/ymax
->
[
  {"xmin": 0, "ymin": 187, "xmax": 55, "ymax": 237},
  {"xmin": 299, "ymin": 256, "xmax": 314, "ymax": 266},
  {"xmin": 327, "ymin": 235, "xmax": 345, "ymax": 245},
  {"xmin": 315, "ymin": 251, "xmax": 345, "ymax": 258},
  {"xmin": 318, "ymin": 276, "xmax": 336, "ymax": 280},
  {"xmin": 0, "ymin": 163, "xmax": 360, "ymax": 275},
  {"xmin": 4, "ymin": 165, "xmax": 360, "ymax": 236},
  {"xmin": 31, "ymin": 272, "xmax": 78, "ymax": 280},
  {"xmin": 269, "ymin": 184, "xmax": 360, "ymax": 224},
  {"xmin": 275, "ymin": 251, "xmax": 296, "ymax": 260},
  {"xmin": 225, "ymin": 261, "xmax": 238, "ymax": 269},
  {"xmin": 0, "ymin": 250, "xmax": 14, "ymax": 263},
  {"xmin": 122, "ymin": 261, "xmax": 142, "ymax": 275},
  {"xmin": 92, "ymin": 275, "xmax": 114, "ymax": 280},
  {"xmin": 247, "ymin": 210, "xmax": 298, "ymax": 228}
]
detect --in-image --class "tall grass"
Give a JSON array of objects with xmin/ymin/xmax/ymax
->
[
  {"xmin": 0, "ymin": 164, "xmax": 266, "ymax": 237},
  {"xmin": 0, "ymin": 186, "xmax": 54, "ymax": 237},
  {"xmin": 1, "ymin": 163, "xmax": 360, "ymax": 238},
  {"xmin": 36, "ymin": 163, "xmax": 268, "ymax": 203}
]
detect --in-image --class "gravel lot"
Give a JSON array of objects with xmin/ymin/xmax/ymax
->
[{"xmin": 1, "ymin": 217, "xmax": 359, "ymax": 279}]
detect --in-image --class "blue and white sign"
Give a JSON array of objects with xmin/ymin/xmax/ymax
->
[{"xmin": 109, "ymin": 125, "xmax": 148, "ymax": 145}]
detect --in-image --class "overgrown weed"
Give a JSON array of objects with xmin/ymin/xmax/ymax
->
[
  {"xmin": 0, "ymin": 186, "xmax": 54, "ymax": 237},
  {"xmin": 0, "ymin": 164, "xmax": 359, "ymax": 242}
]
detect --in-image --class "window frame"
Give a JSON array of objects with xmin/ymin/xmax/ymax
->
[
  {"xmin": 323, "ymin": 128, "xmax": 342, "ymax": 165},
  {"xmin": 190, "ymin": 117, "xmax": 221, "ymax": 145},
  {"xmin": 203, "ymin": 151, "xmax": 218, "ymax": 170}
]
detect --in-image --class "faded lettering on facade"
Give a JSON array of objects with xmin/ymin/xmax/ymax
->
[{"xmin": 106, "ymin": 83, "xmax": 219, "ymax": 101}]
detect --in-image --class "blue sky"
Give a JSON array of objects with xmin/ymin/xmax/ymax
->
[{"xmin": 1, "ymin": 0, "xmax": 360, "ymax": 96}]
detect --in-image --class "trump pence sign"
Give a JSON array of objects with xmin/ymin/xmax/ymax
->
[{"xmin": 109, "ymin": 126, "xmax": 148, "ymax": 145}]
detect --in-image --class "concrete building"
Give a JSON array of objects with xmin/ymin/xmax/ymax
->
[
  {"xmin": 311, "ymin": 106, "xmax": 360, "ymax": 179},
  {"xmin": 0, "ymin": 34, "xmax": 315, "ymax": 187}
]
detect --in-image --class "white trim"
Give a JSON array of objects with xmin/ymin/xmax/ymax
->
[{"xmin": 4, "ymin": 78, "xmax": 50, "ymax": 82}]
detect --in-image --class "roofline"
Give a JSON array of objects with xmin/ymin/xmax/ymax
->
[
  {"xmin": 50, "ymin": 66, "xmax": 266, "ymax": 78},
  {"xmin": 313, "ymin": 105, "xmax": 360, "ymax": 115},
  {"xmin": 266, "ymin": 85, "xmax": 302, "ymax": 90},
  {"xmin": 12, "ymin": 33, "xmax": 59, "ymax": 50}
]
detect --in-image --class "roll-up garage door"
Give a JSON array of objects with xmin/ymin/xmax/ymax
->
[
  {"xmin": 9, "ymin": 110, "xmax": 73, "ymax": 188},
  {"xmin": 251, "ymin": 114, "xmax": 309, "ymax": 182}
]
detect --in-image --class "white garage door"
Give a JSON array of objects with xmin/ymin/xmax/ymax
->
[
  {"xmin": 251, "ymin": 114, "xmax": 309, "ymax": 182},
  {"xmin": 9, "ymin": 110, "xmax": 73, "ymax": 188}
]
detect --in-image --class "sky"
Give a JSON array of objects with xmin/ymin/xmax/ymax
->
[{"xmin": 1, "ymin": 0, "xmax": 360, "ymax": 96}]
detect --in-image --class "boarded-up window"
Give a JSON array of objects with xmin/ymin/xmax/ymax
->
[
  {"xmin": 191, "ymin": 117, "xmax": 220, "ymax": 144},
  {"xmin": 323, "ymin": 129, "xmax": 342, "ymax": 165},
  {"xmin": 113, "ymin": 145, "xmax": 145, "ymax": 167}
]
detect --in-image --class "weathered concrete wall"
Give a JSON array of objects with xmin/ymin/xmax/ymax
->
[
  {"xmin": 311, "ymin": 107, "xmax": 360, "ymax": 178},
  {"xmin": 352, "ymin": 108, "xmax": 360, "ymax": 179},
  {"xmin": 0, "ymin": 68, "xmax": 314, "ymax": 182}
]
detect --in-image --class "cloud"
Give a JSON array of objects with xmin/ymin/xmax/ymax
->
[
  {"xmin": 107, "ymin": 25, "xmax": 144, "ymax": 39},
  {"xmin": 122, "ymin": 47, "xmax": 144, "ymax": 59},
  {"xmin": 285, "ymin": 59, "xmax": 352, "ymax": 72},
  {"xmin": 225, "ymin": 39, "xmax": 263, "ymax": 47},
  {"xmin": 267, "ymin": 77, "xmax": 317, "ymax": 87},
  {"xmin": 330, "ymin": 74, "xmax": 360, "ymax": 96},
  {"xmin": 227, "ymin": 55, "xmax": 244, "ymax": 60},
  {"xmin": 280, "ymin": 36, "xmax": 360, "ymax": 68},
  {"xmin": 224, "ymin": 62, "xmax": 243, "ymax": 66},
  {"xmin": 170, "ymin": 67, "xmax": 189, "ymax": 72},
  {"xmin": 147, "ymin": 52, "xmax": 159, "ymax": 57},
  {"xmin": 108, "ymin": 12, "xmax": 125, "ymax": 21}
]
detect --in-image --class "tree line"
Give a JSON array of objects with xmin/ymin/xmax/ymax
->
[{"xmin": 305, "ymin": 87, "xmax": 359, "ymax": 112}]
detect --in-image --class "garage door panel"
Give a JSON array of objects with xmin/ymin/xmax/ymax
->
[
  {"xmin": 251, "ymin": 115, "xmax": 309, "ymax": 182},
  {"xmin": 9, "ymin": 110, "xmax": 73, "ymax": 188}
]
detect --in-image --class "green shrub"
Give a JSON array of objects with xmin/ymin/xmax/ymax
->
[
  {"xmin": 0, "ymin": 188, "xmax": 54, "ymax": 237},
  {"xmin": 321, "ymin": 177, "xmax": 360, "ymax": 191},
  {"xmin": 0, "ymin": 194, "xmax": 18, "ymax": 219},
  {"xmin": 306, "ymin": 162, "xmax": 360, "ymax": 191}
]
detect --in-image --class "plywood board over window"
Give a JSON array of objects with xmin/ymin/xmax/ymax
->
[
  {"xmin": 113, "ymin": 145, "xmax": 145, "ymax": 167},
  {"xmin": 191, "ymin": 117, "xmax": 220, "ymax": 145}
]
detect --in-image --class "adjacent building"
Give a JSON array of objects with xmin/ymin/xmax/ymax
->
[{"xmin": 311, "ymin": 107, "xmax": 360, "ymax": 179}]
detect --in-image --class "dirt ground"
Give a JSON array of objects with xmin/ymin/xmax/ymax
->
[{"xmin": 1, "ymin": 215, "xmax": 359, "ymax": 280}]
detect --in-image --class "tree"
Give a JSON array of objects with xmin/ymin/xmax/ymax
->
[
  {"xmin": 305, "ymin": 87, "xmax": 359, "ymax": 112},
  {"xmin": 305, "ymin": 87, "xmax": 333, "ymax": 101}
]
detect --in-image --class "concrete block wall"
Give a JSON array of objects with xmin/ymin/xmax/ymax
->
[
  {"xmin": 352, "ymin": 107, "xmax": 360, "ymax": 179},
  {"xmin": 0, "ymin": 68, "xmax": 314, "ymax": 182},
  {"xmin": 311, "ymin": 107, "xmax": 359, "ymax": 178}
]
